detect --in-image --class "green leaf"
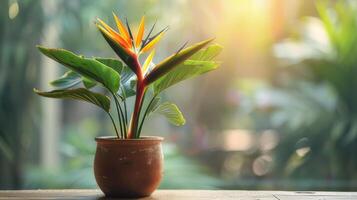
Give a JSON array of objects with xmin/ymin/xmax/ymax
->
[
  {"xmin": 82, "ymin": 77, "xmax": 97, "ymax": 89},
  {"xmin": 50, "ymin": 71, "xmax": 82, "ymax": 89},
  {"xmin": 147, "ymin": 97, "xmax": 161, "ymax": 114},
  {"xmin": 154, "ymin": 102, "xmax": 186, "ymax": 126},
  {"xmin": 37, "ymin": 46, "xmax": 120, "ymax": 93},
  {"xmin": 144, "ymin": 38, "xmax": 215, "ymax": 85},
  {"xmin": 121, "ymin": 78, "xmax": 136, "ymax": 98},
  {"xmin": 120, "ymin": 66, "xmax": 135, "ymax": 84},
  {"xmin": 153, "ymin": 44, "xmax": 222, "ymax": 94},
  {"xmin": 95, "ymin": 57, "xmax": 124, "ymax": 74},
  {"xmin": 95, "ymin": 57, "xmax": 136, "ymax": 98},
  {"xmin": 154, "ymin": 60, "xmax": 219, "ymax": 94},
  {"xmin": 51, "ymin": 71, "xmax": 97, "ymax": 89},
  {"xmin": 34, "ymin": 88, "xmax": 111, "ymax": 112},
  {"xmin": 95, "ymin": 57, "xmax": 135, "ymax": 86},
  {"xmin": 189, "ymin": 44, "xmax": 223, "ymax": 61}
]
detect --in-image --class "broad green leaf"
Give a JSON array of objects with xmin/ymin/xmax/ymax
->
[
  {"xmin": 154, "ymin": 102, "xmax": 186, "ymax": 126},
  {"xmin": 147, "ymin": 97, "xmax": 161, "ymax": 114},
  {"xmin": 120, "ymin": 66, "xmax": 135, "ymax": 84},
  {"xmin": 95, "ymin": 57, "xmax": 136, "ymax": 98},
  {"xmin": 121, "ymin": 78, "xmax": 136, "ymax": 98},
  {"xmin": 95, "ymin": 57, "xmax": 135, "ymax": 84},
  {"xmin": 51, "ymin": 70, "xmax": 97, "ymax": 89},
  {"xmin": 153, "ymin": 44, "xmax": 222, "ymax": 94},
  {"xmin": 50, "ymin": 71, "xmax": 82, "ymax": 89},
  {"xmin": 82, "ymin": 77, "xmax": 97, "ymax": 89},
  {"xmin": 154, "ymin": 60, "xmax": 219, "ymax": 94},
  {"xmin": 34, "ymin": 88, "xmax": 111, "ymax": 112},
  {"xmin": 189, "ymin": 44, "xmax": 223, "ymax": 61},
  {"xmin": 144, "ymin": 38, "xmax": 214, "ymax": 85},
  {"xmin": 37, "ymin": 46, "xmax": 120, "ymax": 93},
  {"xmin": 95, "ymin": 58, "xmax": 124, "ymax": 74}
]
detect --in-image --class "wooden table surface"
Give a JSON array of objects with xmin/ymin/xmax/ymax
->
[{"xmin": 0, "ymin": 189, "xmax": 356, "ymax": 200}]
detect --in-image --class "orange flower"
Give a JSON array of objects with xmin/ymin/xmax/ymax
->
[{"xmin": 96, "ymin": 14, "xmax": 167, "ymax": 57}]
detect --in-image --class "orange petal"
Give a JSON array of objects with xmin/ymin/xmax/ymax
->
[
  {"xmin": 135, "ymin": 16, "xmax": 145, "ymax": 48},
  {"xmin": 97, "ymin": 24, "xmax": 135, "ymax": 58},
  {"xmin": 142, "ymin": 49, "xmax": 155, "ymax": 74},
  {"xmin": 141, "ymin": 31, "xmax": 165, "ymax": 53},
  {"xmin": 97, "ymin": 18, "xmax": 115, "ymax": 34},
  {"xmin": 96, "ymin": 24, "xmax": 111, "ymax": 37},
  {"xmin": 112, "ymin": 13, "xmax": 132, "ymax": 47},
  {"xmin": 111, "ymin": 33, "xmax": 130, "ymax": 49},
  {"xmin": 97, "ymin": 25, "xmax": 129, "ymax": 50},
  {"xmin": 97, "ymin": 19, "xmax": 130, "ymax": 48}
]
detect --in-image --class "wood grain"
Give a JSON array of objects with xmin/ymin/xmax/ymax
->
[{"xmin": 0, "ymin": 190, "xmax": 356, "ymax": 200}]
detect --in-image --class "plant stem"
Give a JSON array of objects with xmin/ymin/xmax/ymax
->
[
  {"xmin": 135, "ymin": 90, "xmax": 147, "ymax": 138},
  {"xmin": 123, "ymin": 97, "xmax": 128, "ymax": 125},
  {"xmin": 128, "ymin": 59, "xmax": 145, "ymax": 138},
  {"xmin": 108, "ymin": 112, "xmax": 120, "ymax": 138},
  {"xmin": 120, "ymin": 86, "xmax": 128, "ymax": 126},
  {"xmin": 115, "ymin": 94, "xmax": 127, "ymax": 137},
  {"xmin": 113, "ymin": 93, "xmax": 127, "ymax": 138},
  {"xmin": 111, "ymin": 92, "xmax": 123, "ymax": 138},
  {"xmin": 137, "ymin": 95, "xmax": 157, "ymax": 137},
  {"xmin": 129, "ymin": 83, "xmax": 145, "ymax": 138}
]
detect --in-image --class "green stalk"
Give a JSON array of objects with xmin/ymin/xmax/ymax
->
[
  {"xmin": 113, "ymin": 94, "xmax": 127, "ymax": 138},
  {"xmin": 137, "ymin": 95, "xmax": 157, "ymax": 136},
  {"xmin": 111, "ymin": 92, "xmax": 124, "ymax": 138},
  {"xmin": 130, "ymin": 85, "xmax": 146, "ymax": 138},
  {"xmin": 123, "ymin": 96, "xmax": 128, "ymax": 125},
  {"xmin": 128, "ymin": 58, "xmax": 145, "ymax": 139},
  {"xmin": 120, "ymin": 86, "xmax": 128, "ymax": 125},
  {"xmin": 135, "ymin": 90, "xmax": 147, "ymax": 138},
  {"xmin": 116, "ymin": 93, "xmax": 128, "ymax": 130},
  {"xmin": 116, "ymin": 96, "xmax": 127, "ymax": 137},
  {"xmin": 116, "ymin": 94, "xmax": 128, "ymax": 138},
  {"xmin": 107, "ymin": 112, "xmax": 120, "ymax": 138}
]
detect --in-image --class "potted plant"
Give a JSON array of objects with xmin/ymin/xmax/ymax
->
[{"xmin": 34, "ymin": 14, "xmax": 222, "ymax": 198}]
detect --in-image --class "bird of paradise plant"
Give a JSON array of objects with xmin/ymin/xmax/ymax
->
[{"xmin": 35, "ymin": 14, "xmax": 222, "ymax": 139}]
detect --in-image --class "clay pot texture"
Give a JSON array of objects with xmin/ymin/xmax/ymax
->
[{"xmin": 94, "ymin": 136, "xmax": 164, "ymax": 198}]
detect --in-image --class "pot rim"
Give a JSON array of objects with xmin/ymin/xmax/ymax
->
[{"xmin": 95, "ymin": 136, "xmax": 164, "ymax": 143}]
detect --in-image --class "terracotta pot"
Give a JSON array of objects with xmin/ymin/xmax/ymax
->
[{"xmin": 94, "ymin": 136, "xmax": 164, "ymax": 198}]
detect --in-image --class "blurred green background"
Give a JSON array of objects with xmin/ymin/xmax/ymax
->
[{"xmin": 1, "ymin": 0, "xmax": 357, "ymax": 191}]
